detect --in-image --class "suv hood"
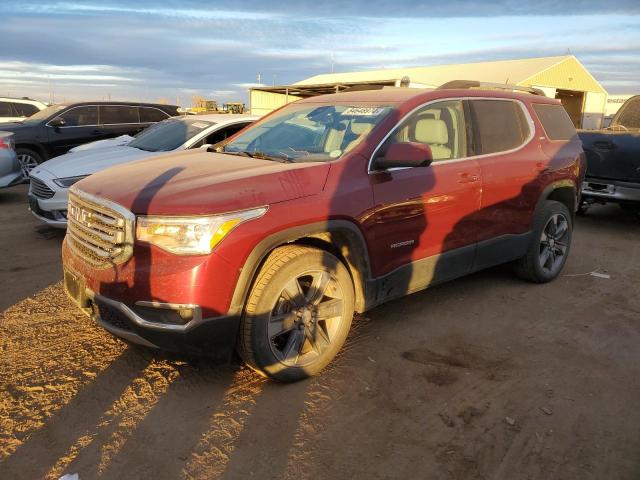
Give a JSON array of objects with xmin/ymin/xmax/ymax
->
[
  {"xmin": 76, "ymin": 150, "xmax": 331, "ymax": 215},
  {"xmin": 37, "ymin": 145, "xmax": 158, "ymax": 179}
]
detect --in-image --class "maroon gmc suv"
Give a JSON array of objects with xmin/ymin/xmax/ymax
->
[{"xmin": 62, "ymin": 85, "xmax": 585, "ymax": 381}]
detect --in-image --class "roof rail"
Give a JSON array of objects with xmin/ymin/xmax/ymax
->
[{"xmin": 437, "ymin": 80, "xmax": 546, "ymax": 96}]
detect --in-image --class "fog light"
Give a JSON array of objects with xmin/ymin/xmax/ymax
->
[{"xmin": 133, "ymin": 302, "xmax": 201, "ymax": 326}]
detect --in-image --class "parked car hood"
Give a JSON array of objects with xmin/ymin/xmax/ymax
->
[
  {"xmin": 36, "ymin": 146, "xmax": 160, "ymax": 179},
  {"xmin": 75, "ymin": 150, "xmax": 331, "ymax": 215}
]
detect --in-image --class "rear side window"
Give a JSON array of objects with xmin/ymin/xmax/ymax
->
[
  {"xmin": 100, "ymin": 105, "xmax": 140, "ymax": 125},
  {"xmin": 614, "ymin": 98, "xmax": 640, "ymax": 129},
  {"xmin": 12, "ymin": 102, "xmax": 39, "ymax": 117},
  {"xmin": 470, "ymin": 100, "xmax": 530, "ymax": 155},
  {"xmin": 533, "ymin": 104, "xmax": 577, "ymax": 141},
  {"xmin": 140, "ymin": 107, "xmax": 169, "ymax": 123},
  {"xmin": 59, "ymin": 106, "xmax": 99, "ymax": 126}
]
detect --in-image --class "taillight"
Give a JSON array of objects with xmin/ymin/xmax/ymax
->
[{"xmin": 0, "ymin": 136, "xmax": 14, "ymax": 150}]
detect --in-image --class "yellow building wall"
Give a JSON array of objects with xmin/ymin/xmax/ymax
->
[
  {"xmin": 520, "ymin": 57, "xmax": 606, "ymax": 94},
  {"xmin": 250, "ymin": 90, "xmax": 301, "ymax": 116}
]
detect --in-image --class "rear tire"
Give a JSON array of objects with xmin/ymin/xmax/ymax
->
[
  {"xmin": 515, "ymin": 200, "xmax": 572, "ymax": 283},
  {"xmin": 238, "ymin": 245, "xmax": 355, "ymax": 382}
]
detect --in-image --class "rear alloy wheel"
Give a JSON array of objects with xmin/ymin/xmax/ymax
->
[
  {"xmin": 16, "ymin": 148, "xmax": 42, "ymax": 178},
  {"xmin": 515, "ymin": 200, "xmax": 572, "ymax": 283},
  {"xmin": 538, "ymin": 213, "xmax": 570, "ymax": 276},
  {"xmin": 239, "ymin": 245, "xmax": 354, "ymax": 382}
]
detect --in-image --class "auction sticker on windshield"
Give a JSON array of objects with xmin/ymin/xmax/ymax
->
[{"xmin": 343, "ymin": 107, "xmax": 386, "ymax": 116}]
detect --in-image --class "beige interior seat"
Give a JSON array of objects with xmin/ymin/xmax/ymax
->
[
  {"xmin": 344, "ymin": 121, "xmax": 374, "ymax": 152},
  {"xmin": 413, "ymin": 118, "xmax": 452, "ymax": 160}
]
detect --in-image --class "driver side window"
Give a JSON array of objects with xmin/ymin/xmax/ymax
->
[{"xmin": 378, "ymin": 100, "xmax": 467, "ymax": 163}]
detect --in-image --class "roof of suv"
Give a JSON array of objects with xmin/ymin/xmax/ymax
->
[
  {"xmin": 53, "ymin": 101, "xmax": 179, "ymax": 109},
  {"xmin": 300, "ymin": 87, "xmax": 559, "ymax": 105}
]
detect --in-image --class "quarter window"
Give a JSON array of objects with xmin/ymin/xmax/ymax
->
[
  {"xmin": 58, "ymin": 106, "xmax": 99, "ymax": 126},
  {"xmin": 533, "ymin": 104, "xmax": 577, "ymax": 141},
  {"xmin": 139, "ymin": 107, "xmax": 169, "ymax": 123},
  {"xmin": 377, "ymin": 100, "xmax": 467, "ymax": 163},
  {"xmin": 0, "ymin": 102, "xmax": 11, "ymax": 116},
  {"xmin": 470, "ymin": 100, "xmax": 530, "ymax": 155},
  {"xmin": 100, "ymin": 106, "xmax": 139, "ymax": 125}
]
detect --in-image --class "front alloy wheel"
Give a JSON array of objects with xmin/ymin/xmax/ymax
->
[
  {"xmin": 268, "ymin": 271, "xmax": 345, "ymax": 367},
  {"xmin": 239, "ymin": 245, "xmax": 355, "ymax": 382}
]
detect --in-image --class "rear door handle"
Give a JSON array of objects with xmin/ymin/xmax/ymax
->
[
  {"xmin": 593, "ymin": 140, "xmax": 616, "ymax": 150},
  {"xmin": 458, "ymin": 172, "xmax": 479, "ymax": 184}
]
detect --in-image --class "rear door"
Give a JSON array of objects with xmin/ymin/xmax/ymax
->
[
  {"xmin": 370, "ymin": 99, "xmax": 481, "ymax": 296},
  {"xmin": 99, "ymin": 105, "xmax": 143, "ymax": 138},
  {"xmin": 46, "ymin": 105, "xmax": 100, "ymax": 155},
  {"xmin": 467, "ymin": 98, "xmax": 539, "ymax": 269}
]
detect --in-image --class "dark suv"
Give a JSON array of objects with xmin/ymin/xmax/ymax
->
[
  {"xmin": 62, "ymin": 85, "xmax": 585, "ymax": 381},
  {"xmin": 0, "ymin": 101, "xmax": 179, "ymax": 176}
]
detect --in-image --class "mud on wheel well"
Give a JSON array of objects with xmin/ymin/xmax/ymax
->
[
  {"xmin": 546, "ymin": 186, "xmax": 576, "ymax": 216},
  {"xmin": 292, "ymin": 233, "xmax": 370, "ymax": 314}
]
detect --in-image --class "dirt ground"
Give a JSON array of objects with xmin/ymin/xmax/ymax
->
[{"xmin": 1, "ymin": 183, "xmax": 639, "ymax": 480}]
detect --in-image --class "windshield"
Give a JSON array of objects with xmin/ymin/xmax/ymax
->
[
  {"xmin": 25, "ymin": 104, "xmax": 66, "ymax": 122},
  {"xmin": 128, "ymin": 118, "xmax": 215, "ymax": 152},
  {"xmin": 223, "ymin": 104, "xmax": 393, "ymax": 162}
]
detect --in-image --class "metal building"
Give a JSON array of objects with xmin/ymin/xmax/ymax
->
[{"xmin": 250, "ymin": 55, "xmax": 608, "ymax": 129}]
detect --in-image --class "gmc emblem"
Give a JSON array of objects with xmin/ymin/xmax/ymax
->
[{"xmin": 69, "ymin": 204, "xmax": 92, "ymax": 225}]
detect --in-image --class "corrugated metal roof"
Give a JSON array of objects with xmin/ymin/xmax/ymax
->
[{"xmin": 296, "ymin": 55, "xmax": 606, "ymax": 93}]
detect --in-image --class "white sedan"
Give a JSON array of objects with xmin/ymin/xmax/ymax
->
[{"xmin": 28, "ymin": 113, "xmax": 258, "ymax": 227}]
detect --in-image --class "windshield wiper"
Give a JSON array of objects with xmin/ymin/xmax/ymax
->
[{"xmin": 224, "ymin": 150, "xmax": 293, "ymax": 163}]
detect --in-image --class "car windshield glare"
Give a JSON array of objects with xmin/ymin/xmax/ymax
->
[
  {"xmin": 223, "ymin": 104, "xmax": 393, "ymax": 162},
  {"xmin": 27, "ymin": 105, "xmax": 66, "ymax": 122},
  {"xmin": 129, "ymin": 118, "xmax": 215, "ymax": 152}
]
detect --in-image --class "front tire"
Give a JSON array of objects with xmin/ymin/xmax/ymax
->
[
  {"xmin": 515, "ymin": 200, "xmax": 573, "ymax": 283},
  {"xmin": 238, "ymin": 245, "xmax": 355, "ymax": 382},
  {"xmin": 16, "ymin": 148, "xmax": 43, "ymax": 178}
]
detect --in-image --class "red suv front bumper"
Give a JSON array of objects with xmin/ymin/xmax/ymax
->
[{"xmin": 62, "ymin": 237, "xmax": 243, "ymax": 359}]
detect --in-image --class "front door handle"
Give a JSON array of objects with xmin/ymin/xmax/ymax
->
[{"xmin": 458, "ymin": 172, "xmax": 479, "ymax": 184}]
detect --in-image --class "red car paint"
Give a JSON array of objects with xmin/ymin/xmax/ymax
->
[{"xmin": 62, "ymin": 88, "xmax": 584, "ymax": 356}]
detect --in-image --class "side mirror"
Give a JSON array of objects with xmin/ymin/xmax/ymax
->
[
  {"xmin": 49, "ymin": 116, "xmax": 66, "ymax": 128},
  {"xmin": 376, "ymin": 142, "xmax": 433, "ymax": 170},
  {"xmin": 199, "ymin": 144, "xmax": 213, "ymax": 150}
]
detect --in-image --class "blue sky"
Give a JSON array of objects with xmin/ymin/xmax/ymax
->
[{"xmin": 1, "ymin": 1, "xmax": 639, "ymax": 106}]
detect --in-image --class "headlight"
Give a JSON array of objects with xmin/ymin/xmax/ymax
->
[
  {"xmin": 53, "ymin": 175, "xmax": 89, "ymax": 188},
  {"xmin": 135, "ymin": 207, "xmax": 267, "ymax": 255}
]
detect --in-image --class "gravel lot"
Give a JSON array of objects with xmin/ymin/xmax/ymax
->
[{"xmin": 1, "ymin": 183, "xmax": 639, "ymax": 480}]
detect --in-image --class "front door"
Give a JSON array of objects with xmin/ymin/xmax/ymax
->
[
  {"xmin": 369, "ymin": 99, "xmax": 481, "ymax": 301},
  {"xmin": 47, "ymin": 105, "xmax": 100, "ymax": 155}
]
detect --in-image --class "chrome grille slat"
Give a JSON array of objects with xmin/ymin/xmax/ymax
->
[
  {"xmin": 30, "ymin": 177, "xmax": 55, "ymax": 199},
  {"xmin": 68, "ymin": 218, "xmax": 122, "ymax": 250},
  {"xmin": 67, "ymin": 215, "xmax": 123, "ymax": 244},
  {"xmin": 66, "ymin": 187, "xmax": 134, "ymax": 269}
]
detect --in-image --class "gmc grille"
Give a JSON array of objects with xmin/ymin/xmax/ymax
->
[
  {"xmin": 66, "ymin": 188, "xmax": 134, "ymax": 268},
  {"xmin": 30, "ymin": 177, "xmax": 55, "ymax": 199}
]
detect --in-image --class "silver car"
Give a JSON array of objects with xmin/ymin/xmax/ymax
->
[{"xmin": 0, "ymin": 132, "xmax": 22, "ymax": 188}]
